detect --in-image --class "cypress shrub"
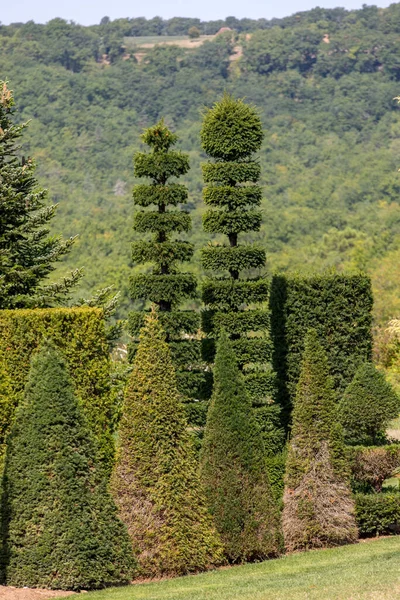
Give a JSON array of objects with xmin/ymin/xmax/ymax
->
[
  {"xmin": 129, "ymin": 120, "xmax": 210, "ymax": 424},
  {"xmin": 200, "ymin": 330, "xmax": 282, "ymax": 562},
  {"xmin": 339, "ymin": 363, "xmax": 400, "ymax": 446},
  {"xmin": 0, "ymin": 308, "xmax": 116, "ymax": 472},
  {"xmin": 269, "ymin": 273, "xmax": 373, "ymax": 424},
  {"xmin": 200, "ymin": 94, "xmax": 283, "ymax": 448},
  {"xmin": 283, "ymin": 330, "xmax": 358, "ymax": 552},
  {"xmin": 111, "ymin": 310, "xmax": 223, "ymax": 577},
  {"xmin": 1, "ymin": 344, "xmax": 135, "ymax": 590}
]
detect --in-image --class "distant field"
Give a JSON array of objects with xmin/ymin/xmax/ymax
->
[
  {"xmin": 124, "ymin": 35, "xmax": 215, "ymax": 49},
  {"xmin": 80, "ymin": 536, "xmax": 400, "ymax": 600}
]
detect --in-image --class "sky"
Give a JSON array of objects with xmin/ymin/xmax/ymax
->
[{"xmin": 1, "ymin": 0, "xmax": 397, "ymax": 26}]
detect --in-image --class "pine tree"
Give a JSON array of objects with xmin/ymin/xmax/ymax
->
[
  {"xmin": 0, "ymin": 81, "xmax": 82, "ymax": 308},
  {"xmin": 339, "ymin": 362, "xmax": 400, "ymax": 445},
  {"xmin": 0, "ymin": 343, "xmax": 135, "ymax": 590},
  {"xmin": 200, "ymin": 329, "xmax": 281, "ymax": 562},
  {"xmin": 200, "ymin": 93, "xmax": 283, "ymax": 451},
  {"xmin": 111, "ymin": 309, "xmax": 223, "ymax": 577},
  {"xmin": 283, "ymin": 330, "xmax": 358, "ymax": 552},
  {"xmin": 128, "ymin": 120, "xmax": 210, "ymax": 425}
]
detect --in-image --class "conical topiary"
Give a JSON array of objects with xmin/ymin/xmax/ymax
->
[
  {"xmin": 283, "ymin": 330, "xmax": 358, "ymax": 552},
  {"xmin": 111, "ymin": 309, "xmax": 223, "ymax": 577},
  {"xmin": 0, "ymin": 343, "xmax": 135, "ymax": 590},
  {"xmin": 200, "ymin": 329, "xmax": 282, "ymax": 562},
  {"xmin": 339, "ymin": 362, "xmax": 400, "ymax": 445}
]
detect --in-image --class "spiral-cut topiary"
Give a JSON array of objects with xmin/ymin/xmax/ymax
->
[
  {"xmin": 200, "ymin": 330, "xmax": 282, "ymax": 562},
  {"xmin": 129, "ymin": 120, "xmax": 208, "ymax": 418},
  {"xmin": 1, "ymin": 343, "xmax": 135, "ymax": 590},
  {"xmin": 200, "ymin": 94, "xmax": 282, "ymax": 450},
  {"xmin": 283, "ymin": 330, "xmax": 358, "ymax": 552},
  {"xmin": 111, "ymin": 311, "xmax": 224, "ymax": 577}
]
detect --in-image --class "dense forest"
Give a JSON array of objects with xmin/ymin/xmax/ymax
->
[{"xmin": 2, "ymin": 4, "xmax": 400, "ymax": 322}]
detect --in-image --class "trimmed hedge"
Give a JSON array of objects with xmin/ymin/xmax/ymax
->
[
  {"xmin": 202, "ymin": 210, "xmax": 262, "ymax": 235},
  {"xmin": 0, "ymin": 308, "xmax": 116, "ymax": 471},
  {"xmin": 201, "ymin": 246, "xmax": 266, "ymax": 272},
  {"xmin": 269, "ymin": 273, "xmax": 373, "ymax": 424},
  {"xmin": 203, "ymin": 185, "xmax": 262, "ymax": 208},
  {"xmin": 202, "ymin": 161, "xmax": 261, "ymax": 184},
  {"xmin": 133, "ymin": 183, "xmax": 188, "ymax": 207},
  {"xmin": 347, "ymin": 445, "xmax": 400, "ymax": 492},
  {"xmin": 355, "ymin": 492, "xmax": 400, "ymax": 536}
]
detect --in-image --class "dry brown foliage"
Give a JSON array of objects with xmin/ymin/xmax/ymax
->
[{"xmin": 348, "ymin": 446, "xmax": 400, "ymax": 492}]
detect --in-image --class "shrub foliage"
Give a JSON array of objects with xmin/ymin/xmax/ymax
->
[
  {"xmin": 112, "ymin": 310, "xmax": 223, "ymax": 577},
  {"xmin": 200, "ymin": 93, "xmax": 283, "ymax": 448},
  {"xmin": 339, "ymin": 362, "xmax": 400, "ymax": 445},
  {"xmin": 347, "ymin": 445, "xmax": 400, "ymax": 492},
  {"xmin": 0, "ymin": 308, "xmax": 116, "ymax": 471},
  {"xmin": 355, "ymin": 492, "xmax": 400, "ymax": 537},
  {"xmin": 129, "ymin": 120, "xmax": 209, "ymax": 419},
  {"xmin": 0, "ymin": 344, "xmax": 135, "ymax": 590},
  {"xmin": 200, "ymin": 329, "xmax": 281, "ymax": 562},
  {"xmin": 269, "ymin": 273, "xmax": 373, "ymax": 424},
  {"xmin": 283, "ymin": 330, "xmax": 358, "ymax": 552}
]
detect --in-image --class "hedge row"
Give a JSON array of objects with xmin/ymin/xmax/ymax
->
[{"xmin": 355, "ymin": 492, "xmax": 400, "ymax": 536}]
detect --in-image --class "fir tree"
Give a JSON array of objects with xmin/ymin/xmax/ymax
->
[
  {"xmin": 112, "ymin": 309, "xmax": 223, "ymax": 577},
  {"xmin": 200, "ymin": 93, "xmax": 283, "ymax": 451},
  {"xmin": 129, "ymin": 120, "xmax": 210, "ymax": 424},
  {"xmin": 0, "ymin": 343, "xmax": 135, "ymax": 590},
  {"xmin": 283, "ymin": 330, "xmax": 358, "ymax": 552},
  {"xmin": 339, "ymin": 362, "xmax": 400, "ymax": 445},
  {"xmin": 0, "ymin": 81, "xmax": 82, "ymax": 308},
  {"xmin": 200, "ymin": 329, "xmax": 281, "ymax": 562}
]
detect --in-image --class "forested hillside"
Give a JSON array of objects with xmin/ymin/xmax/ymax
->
[{"xmin": 2, "ymin": 4, "xmax": 400, "ymax": 321}]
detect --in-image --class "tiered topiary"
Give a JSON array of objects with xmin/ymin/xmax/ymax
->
[
  {"xmin": 200, "ymin": 93, "xmax": 283, "ymax": 451},
  {"xmin": 128, "ymin": 120, "xmax": 210, "ymax": 425},
  {"xmin": 1, "ymin": 343, "xmax": 135, "ymax": 590},
  {"xmin": 283, "ymin": 330, "xmax": 358, "ymax": 552},
  {"xmin": 200, "ymin": 329, "xmax": 281, "ymax": 562},
  {"xmin": 111, "ymin": 309, "xmax": 223, "ymax": 577},
  {"xmin": 339, "ymin": 362, "xmax": 400, "ymax": 446}
]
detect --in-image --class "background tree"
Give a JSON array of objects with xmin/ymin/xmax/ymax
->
[
  {"xmin": 128, "ymin": 120, "xmax": 210, "ymax": 426},
  {"xmin": 1, "ymin": 343, "xmax": 135, "ymax": 590},
  {"xmin": 339, "ymin": 362, "xmax": 400, "ymax": 446},
  {"xmin": 188, "ymin": 26, "xmax": 201, "ymax": 39},
  {"xmin": 200, "ymin": 93, "xmax": 283, "ymax": 451},
  {"xmin": 283, "ymin": 329, "xmax": 358, "ymax": 552},
  {"xmin": 0, "ymin": 81, "xmax": 82, "ymax": 308},
  {"xmin": 112, "ymin": 310, "xmax": 223, "ymax": 577},
  {"xmin": 200, "ymin": 329, "xmax": 281, "ymax": 562}
]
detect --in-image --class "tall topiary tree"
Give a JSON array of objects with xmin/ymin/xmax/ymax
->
[
  {"xmin": 200, "ymin": 93, "xmax": 283, "ymax": 451},
  {"xmin": 0, "ymin": 343, "xmax": 135, "ymax": 590},
  {"xmin": 283, "ymin": 330, "xmax": 358, "ymax": 552},
  {"xmin": 200, "ymin": 329, "xmax": 281, "ymax": 562},
  {"xmin": 111, "ymin": 309, "xmax": 223, "ymax": 577},
  {"xmin": 0, "ymin": 81, "xmax": 82, "ymax": 309},
  {"xmin": 339, "ymin": 362, "xmax": 400, "ymax": 445},
  {"xmin": 128, "ymin": 120, "xmax": 210, "ymax": 424}
]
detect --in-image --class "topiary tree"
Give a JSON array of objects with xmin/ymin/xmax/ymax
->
[
  {"xmin": 200, "ymin": 93, "xmax": 283, "ymax": 451},
  {"xmin": 200, "ymin": 329, "xmax": 281, "ymax": 562},
  {"xmin": 283, "ymin": 330, "xmax": 358, "ymax": 552},
  {"xmin": 0, "ymin": 343, "xmax": 135, "ymax": 590},
  {"xmin": 111, "ymin": 309, "xmax": 223, "ymax": 577},
  {"xmin": 128, "ymin": 119, "xmax": 210, "ymax": 425},
  {"xmin": 0, "ymin": 81, "xmax": 82, "ymax": 309},
  {"xmin": 339, "ymin": 362, "xmax": 400, "ymax": 445}
]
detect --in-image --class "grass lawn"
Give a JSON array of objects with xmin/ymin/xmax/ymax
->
[{"xmin": 82, "ymin": 536, "xmax": 400, "ymax": 600}]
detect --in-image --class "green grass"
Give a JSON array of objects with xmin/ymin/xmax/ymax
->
[{"xmin": 81, "ymin": 537, "xmax": 400, "ymax": 600}]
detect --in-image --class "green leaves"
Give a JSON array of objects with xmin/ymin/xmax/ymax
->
[
  {"xmin": 134, "ymin": 150, "xmax": 189, "ymax": 181},
  {"xmin": 202, "ymin": 161, "xmax": 261, "ymax": 185},
  {"xmin": 130, "ymin": 273, "xmax": 197, "ymax": 304},
  {"xmin": 203, "ymin": 184, "xmax": 262, "ymax": 209},
  {"xmin": 133, "ymin": 210, "xmax": 191, "ymax": 233},
  {"xmin": 133, "ymin": 183, "xmax": 188, "ymax": 207},
  {"xmin": 132, "ymin": 240, "xmax": 194, "ymax": 265},
  {"xmin": 201, "ymin": 245, "xmax": 266, "ymax": 272}
]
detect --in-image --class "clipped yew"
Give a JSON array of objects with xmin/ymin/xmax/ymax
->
[
  {"xmin": 283, "ymin": 330, "xmax": 358, "ymax": 552},
  {"xmin": 200, "ymin": 329, "xmax": 281, "ymax": 562},
  {"xmin": 200, "ymin": 94, "xmax": 282, "ymax": 448},
  {"xmin": 339, "ymin": 362, "xmax": 400, "ymax": 445},
  {"xmin": 1, "ymin": 344, "xmax": 135, "ymax": 590},
  {"xmin": 129, "ymin": 120, "xmax": 209, "ymax": 420},
  {"xmin": 112, "ymin": 310, "xmax": 223, "ymax": 577}
]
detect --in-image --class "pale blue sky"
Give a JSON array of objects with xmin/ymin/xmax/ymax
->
[{"xmin": 1, "ymin": 0, "xmax": 397, "ymax": 26}]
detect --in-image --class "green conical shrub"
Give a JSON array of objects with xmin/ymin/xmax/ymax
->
[
  {"xmin": 200, "ymin": 329, "xmax": 281, "ymax": 563},
  {"xmin": 111, "ymin": 309, "xmax": 223, "ymax": 577},
  {"xmin": 339, "ymin": 362, "xmax": 400, "ymax": 445},
  {"xmin": 283, "ymin": 330, "xmax": 358, "ymax": 552},
  {"xmin": 0, "ymin": 343, "xmax": 135, "ymax": 590}
]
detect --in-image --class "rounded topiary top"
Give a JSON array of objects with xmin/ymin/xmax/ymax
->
[{"xmin": 201, "ymin": 94, "xmax": 263, "ymax": 161}]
